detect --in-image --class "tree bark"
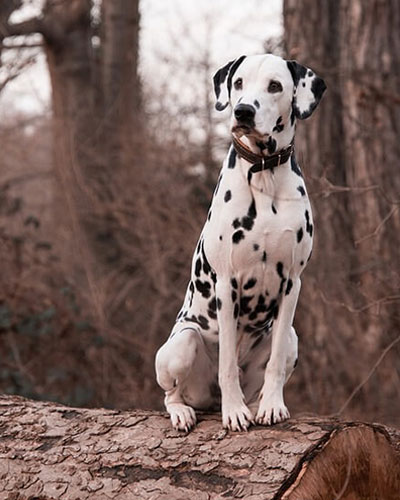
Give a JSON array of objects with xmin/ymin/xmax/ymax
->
[
  {"xmin": 0, "ymin": 396, "xmax": 399, "ymax": 500},
  {"xmin": 283, "ymin": 0, "xmax": 400, "ymax": 417},
  {"xmin": 100, "ymin": 0, "xmax": 141, "ymax": 166}
]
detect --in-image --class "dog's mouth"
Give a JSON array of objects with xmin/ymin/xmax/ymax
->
[
  {"xmin": 232, "ymin": 124, "xmax": 267, "ymax": 141},
  {"xmin": 232, "ymin": 124, "xmax": 253, "ymax": 135}
]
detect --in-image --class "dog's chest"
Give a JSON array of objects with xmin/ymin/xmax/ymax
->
[{"xmin": 204, "ymin": 166, "xmax": 313, "ymax": 280}]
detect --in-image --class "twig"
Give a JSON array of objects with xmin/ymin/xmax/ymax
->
[
  {"xmin": 337, "ymin": 334, "xmax": 400, "ymax": 415},
  {"xmin": 355, "ymin": 206, "xmax": 398, "ymax": 246},
  {"xmin": 320, "ymin": 290, "xmax": 400, "ymax": 314}
]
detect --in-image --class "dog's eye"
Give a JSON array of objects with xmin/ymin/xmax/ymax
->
[
  {"xmin": 268, "ymin": 80, "xmax": 283, "ymax": 93},
  {"xmin": 234, "ymin": 78, "xmax": 243, "ymax": 90}
]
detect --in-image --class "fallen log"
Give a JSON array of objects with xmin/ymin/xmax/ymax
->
[{"xmin": 0, "ymin": 395, "xmax": 399, "ymax": 499}]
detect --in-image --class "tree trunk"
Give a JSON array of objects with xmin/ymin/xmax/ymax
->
[
  {"xmin": 1, "ymin": 0, "xmax": 142, "ymax": 275},
  {"xmin": 1, "ymin": 396, "xmax": 400, "ymax": 500},
  {"xmin": 100, "ymin": 0, "xmax": 141, "ymax": 168},
  {"xmin": 283, "ymin": 0, "xmax": 400, "ymax": 417}
]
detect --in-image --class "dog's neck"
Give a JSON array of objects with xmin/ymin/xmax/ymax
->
[{"xmin": 231, "ymin": 119, "xmax": 297, "ymax": 193}]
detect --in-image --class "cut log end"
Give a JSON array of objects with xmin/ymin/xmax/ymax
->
[{"xmin": 0, "ymin": 396, "xmax": 399, "ymax": 499}]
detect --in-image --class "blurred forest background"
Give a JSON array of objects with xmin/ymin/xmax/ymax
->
[{"xmin": 0, "ymin": 0, "xmax": 399, "ymax": 426}]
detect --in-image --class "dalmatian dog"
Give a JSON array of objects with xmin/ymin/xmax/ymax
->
[{"xmin": 155, "ymin": 53, "xmax": 326, "ymax": 432}]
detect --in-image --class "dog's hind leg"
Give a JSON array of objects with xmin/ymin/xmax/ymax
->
[{"xmin": 155, "ymin": 325, "xmax": 216, "ymax": 431}]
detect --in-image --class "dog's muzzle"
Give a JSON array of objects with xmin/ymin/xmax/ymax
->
[{"xmin": 233, "ymin": 104, "xmax": 256, "ymax": 133}]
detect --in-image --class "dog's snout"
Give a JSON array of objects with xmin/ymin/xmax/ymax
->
[{"xmin": 234, "ymin": 104, "xmax": 256, "ymax": 123}]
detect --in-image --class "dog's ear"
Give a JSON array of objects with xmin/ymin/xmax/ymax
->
[
  {"xmin": 213, "ymin": 55, "xmax": 246, "ymax": 111},
  {"xmin": 286, "ymin": 60, "xmax": 326, "ymax": 120}
]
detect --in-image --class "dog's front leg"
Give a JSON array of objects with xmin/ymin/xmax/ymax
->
[
  {"xmin": 256, "ymin": 277, "xmax": 301, "ymax": 425},
  {"xmin": 216, "ymin": 279, "xmax": 254, "ymax": 431}
]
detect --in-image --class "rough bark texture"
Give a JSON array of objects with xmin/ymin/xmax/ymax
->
[
  {"xmin": 1, "ymin": 396, "xmax": 400, "ymax": 500},
  {"xmin": 283, "ymin": 0, "xmax": 400, "ymax": 417}
]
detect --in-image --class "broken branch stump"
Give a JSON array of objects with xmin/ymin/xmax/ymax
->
[{"xmin": 0, "ymin": 396, "xmax": 399, "ymax": 499}]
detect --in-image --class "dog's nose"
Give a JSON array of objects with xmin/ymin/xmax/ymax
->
[{"xmin": 234, "ymin": 104, "xmax": 256, "ymax": 123}]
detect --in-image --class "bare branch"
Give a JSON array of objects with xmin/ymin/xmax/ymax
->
[
  {"xmin": 355, "ymin": 205, "xmax": 399, "ymax": 246},
  {"xmin": 337, "ymin": 334, "xmax": 400, "ymax": 416},
  {"xmin": 320, "ymin": 290, "xmax": 400, "ymax": 315}
]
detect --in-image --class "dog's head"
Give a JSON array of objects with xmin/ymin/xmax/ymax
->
[{"xmin": 213, "ymin": 54, "xmax": 326, "ymax": 143}]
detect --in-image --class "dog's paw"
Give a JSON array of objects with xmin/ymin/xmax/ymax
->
[
  {"xmin": 222, "ymin": 401, "xmax": 254, "ymax": 432},
  {"xmin": 168, "ymin": 403, "xmax": 197, "ymax": 432},
  {"xmin": 256, "ymin": 394, "xmax": 290, "ymax": 426}
]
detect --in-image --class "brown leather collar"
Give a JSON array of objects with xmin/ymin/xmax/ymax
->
[{"xmin": 232, "ymin": 135, "xmax": 293, "ymax": 172}]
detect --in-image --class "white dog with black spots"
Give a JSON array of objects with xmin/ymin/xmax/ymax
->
[{"xmin": 155, "ymin": 53, "xmax": 326, "ymax": 432}]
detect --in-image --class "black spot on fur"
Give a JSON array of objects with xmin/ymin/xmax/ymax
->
[
  {"xmin": 224, "ymin": 190, "xmax": 232, "ymax": 202},
  {"xmin": 214, "ymin": 174, "xmax": 222, "ymax": 196},
  {"xmin": 219, "ymin": 235, "xmax": 222, "ymax": 241},
  {"xmin": 196, "ymin": 238, "xmax": 202, "ymax": 255},
  {"xmin": 207, "ymin": 297, "xmax": 218, "ymax": 319},
  {"xmin": 286, "ymin": 279, "xmax": 293, "ymax": 295},
  {"xmin": 266, "ymin": 137, "xmax": 277, "ymax": 155},
  {"xmin": 228, "ymin": 147, "xmax": 237, "ymax": 169},
  {"xmin": 297, "ymin": 185, "xmax": 306, "ymax": 196},
  {"xmin": 231, "ymin": 290, "xmax": 237, "ymax": 302},
  {"xmin": 262, "ymin": 251, "xmax": 267, "ymax": 262},
  {"xmin": 241, "ymin": 198, "xmax": 257, "ymax": 231},
  {"xmin": 291, "ymin": 155, "xmax": 303, "ymax": 177},
  {"xmin": 305, "ymin": 210, "xmax": 313, "ymax": 237},
  {"xmin": 290, "ymin": 109, "xmax": 296, "ymax": 126},
  {"xmin": 248, "ymin": 310, "xmax": 258, "ymax": 321},
  {"xmin": 256, "ymin": 140, "xmax": 266, "ymax": 151},
  {"xmin": 300, "ymin": 260, "xmax": 304, "ymax": 266},
  {"xmin": 208, "ymin": 297, "xmax": 216, "ymax": 312},
  {"xmin": 271, "ymin": 203, "xmax": 277, "ymax": 214},
  {"xmin": 247, "ymin": 169, "xmax": 253, "ymax": 184},
  {"xmin": 253, "ymin": 243, "xmax": 259, "ymax": 251},
  {"xmin": 201, "ymin": 243, "xmax": 212, "ymax": 275},
  {"xmin": 254, "ymin": 99, "xmax": 260, "ymax": 109},
  {"xmin": 231, "ymin": 278, "xmax": 238, "ymax": 289},
  {"xmin": 272, "ymin": 116, "xmax": 284, "ymax": 133},
  {"xmin": 244, "ymin": 278, "xmax": 257, "ymax": 290},
  {"xmin": 207, "ymin": 210, "xmax": 212, "ymax": 221},
  {"xmin": 186, "ymin": 314, "xmax": 209, "ymax": 331},
  {"xmin": 226, "ymin": 55, "xmax": 247, "ymax": 98},
  {"xmin": 240, "ymin": 296, "xmax": 253, "ymax": 316},
  {"xmin": 216, "ymin": 298, "xmax": 222, "ymax": 310},
  {"xmin": 195, "ymin": 258, "xmax": 202, "ymax": 277},
  {"xmin": 232, "ymin": 230, "xmax": 245, "ymax": 243},
  {"xmin": 207, "ymin": 309, "xmax": 217, "ymax": 320},
  {"xmin": 232, "ymin": 199, "xmax": 257, "ymax": 232},
  {"xmin": 234, "ymin": 303, "xmax": 239, "ymax": 319},
  {"xmin": 232, "ymin": 218, "xmax": 241, "ymax": 229},
  {"xmin": 297, "ymin": 227, "xmax": 303, "ymax": 243},
  {"xmin": 277, "ymin": 262, "xmax": 286, "ymax": 294},
  {"xmin": 294, "ymin": 358, "xmax": 298, "ymax": 368},
  {"xmin": 195, "ymin": 279, "xmax": 211, "ymax": 298}
]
